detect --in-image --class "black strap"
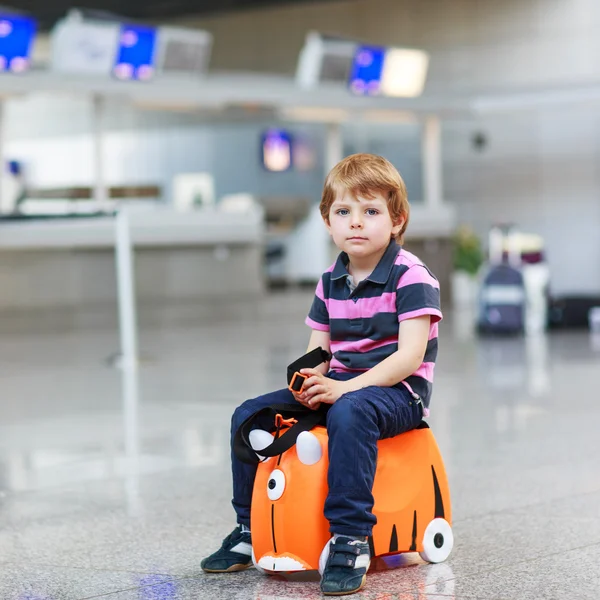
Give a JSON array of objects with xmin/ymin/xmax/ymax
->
[
  {"xmin": 233, "ymin": 403, "xmax": 328, "ymax": 465},
  {"xmin": 233, "ymin": 347, "xmax": 332, "ymax": 465},
  {"xmin": 330, "ymin": 543, "xmax": 361, "ymax": 555},
  {"xmin": 286, "ymin": 346, "xmax": 331, "ymax": 384}
]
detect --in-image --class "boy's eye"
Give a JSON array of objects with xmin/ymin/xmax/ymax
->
[
  {"xmin": 335, "ymin": 208, "xmax": 349, "ymax": 216},
  {"xmin": 366, "ymin": 208, "xmax": 379, "ymax": 216}
]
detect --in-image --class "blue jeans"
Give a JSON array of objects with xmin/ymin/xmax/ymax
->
[{"xmin": 230, "ymin": 372, "xmax": 423, "ymax": 537}]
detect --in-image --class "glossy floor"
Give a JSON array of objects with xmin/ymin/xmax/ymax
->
[{"xmin": 1, "ymin": 293, "xmax": 599, "ymax": 600}]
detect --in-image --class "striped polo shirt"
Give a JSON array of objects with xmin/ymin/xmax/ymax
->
[{"xmin": 305, "ymin": 240, "xmax": 442, "ymax": 408}]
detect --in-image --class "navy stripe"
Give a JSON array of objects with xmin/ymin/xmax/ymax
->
[
  {"xmin": 321, "ymin": 272, "xmax": 332, "ymax": 299},
  {"xmin": 334, "ymin": 342, "xmax": 399, "ymax": 370},
  {"xmin": 396, "ymin": 283, "xmax": 441, "ymax": 315},
  {"xmin": 389, "ymin": 263, "xmax": 411, "ymax": 285},
  {"xmin": 329, "ymin": 279, "xmax": 351, "ymax": 300},
  {"xmin": 404, "ymin": 376, "xmax": 433, "ymax": 407},
  {"xmin": 330, "ymin": 313, "xmax": 399, "ymax": 342},
  {"xmin": 308, "ymin": 295, "xmax": 329, "ymax": 326},
  {"xmin": 423, "ymin": 337, "xmax": 438, "ymax": 363}
]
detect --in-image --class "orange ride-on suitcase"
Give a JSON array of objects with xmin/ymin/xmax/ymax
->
[{"xmin": 248, "ymin": 422, "xmax": 453, "ymax": 574}]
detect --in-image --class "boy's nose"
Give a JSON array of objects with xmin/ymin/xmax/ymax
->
[{"xmin": 350, "ymin": 215, "xmax": 363, "ymax": 228}]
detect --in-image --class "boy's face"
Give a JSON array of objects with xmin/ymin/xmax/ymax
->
[{"xmin": 325, "ymin": 190, "xmax": 404, "ymax": 263}]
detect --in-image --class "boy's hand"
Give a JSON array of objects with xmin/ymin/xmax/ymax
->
[
  {"xmin": 297, "ymin": 369, "xmax": 348, "ymax": 406},
  {"xmin": 292, "ymin": 389, "xmax": 321, "ymax": 410}
]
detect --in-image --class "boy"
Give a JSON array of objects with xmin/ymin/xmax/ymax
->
[{"xmin": 201, "ymin": 153, "xmax": 442, "ymax": 596}]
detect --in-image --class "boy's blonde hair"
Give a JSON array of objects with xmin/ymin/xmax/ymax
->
[{"xmin": 320, "ymin": 153, "xmax": 410, "ymax": 244}]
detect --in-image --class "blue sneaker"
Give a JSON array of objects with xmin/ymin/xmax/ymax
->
[
  {"xmin": 320, "ymin": 536, "xmax": 371, "ymax": 596},
  {"xmin": 201, "ymin": 526, "xmax": 253, "ymax": 573}
]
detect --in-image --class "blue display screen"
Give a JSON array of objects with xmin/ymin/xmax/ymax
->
[
  {"xmin": 113, "ymin": 24, "xmax": 157, "ymax": 81},
  {"xmin": 348, "ymin": 45, "xmax": 386, "ymax": 96},
  {"xmin": 0, "ymin": 15, "xmax": 36, "ymax": 73},
  {"xmin": 261, "ymin": 129, "xmax": 293, "ymax": 172}
]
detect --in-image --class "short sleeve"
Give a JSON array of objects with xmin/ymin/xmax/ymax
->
[
  {"xmin": 396, "ymin": 264, "xmax": 443, "ymax": 323},
  {"xmin": 305, "ymin": 276, "xmax": 330, "ymax": 331}
]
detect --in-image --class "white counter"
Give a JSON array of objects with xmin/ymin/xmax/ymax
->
[
  {"xmin": 0, "ymin": 208, "xmax": 264, "ymax": 249},
  {"xmin": 0, "ymin": 208, "xmax": 266, "ymax": 311}
]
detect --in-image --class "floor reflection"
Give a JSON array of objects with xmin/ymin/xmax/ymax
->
[
  {"xmin": 122, "ymin": 364, "xmax": 141, "ymax": 517},
  {"xmin": 137, "ymin": 575, "xmax": 179, "ymax": 599},
  {"xmin": 250, "ymin": 559, "xmax": 455, "ymax": 600},
  {"xmin": 476, "ymin": 332, "xmax": 552, "ymax": 436}
]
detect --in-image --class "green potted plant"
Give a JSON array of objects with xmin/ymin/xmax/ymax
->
[{"xmin": 451, "ymin": 226, "xmax": 484, "ymax": 307}]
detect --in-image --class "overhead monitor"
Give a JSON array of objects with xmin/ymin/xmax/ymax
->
[
  {"xmin": 51, "ymin": 14, "xmax": 120, "ymax": 75},
  {"xmin": 348, "ymin": 45, "xmax": 386, "ymax": 96},
  {"xmin": 349, "ymin": 45, "xmax": 429, "ymax": 98},
  {"xmin": 0, "ymin": 14, "xmax": 36, "ymax": 73},
  {"xmin": 51, "ymin": 12, "xmax": 211, "ymax": 79},
  {"xmin": 261, "ymin": 129, "xmax": 293, "ymax": 172},
  {"xmin": 296, "ymin": 32, "xmax": 356, "ymax": 88},
  {"xmin": 113, "ymin": 24, "xmax": 157, "ymax": 80},
  {"xmin": 156, "ymin": 26, "xmax": 212, "ymax": 76}
]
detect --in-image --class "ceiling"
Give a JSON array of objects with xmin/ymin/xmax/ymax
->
[{"xmin": 11, "ymin": 0, "xmax": 334, "ymax": 29}]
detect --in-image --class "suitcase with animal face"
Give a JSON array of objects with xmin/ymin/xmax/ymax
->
[{"xmin": 248, "ymin": 422, "xmax": 453, "ymax": 574}]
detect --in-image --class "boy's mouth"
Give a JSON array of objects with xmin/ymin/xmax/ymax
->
[{"xmin": 348, "ymin": 236, "xmax": 368, "ymax": 241}]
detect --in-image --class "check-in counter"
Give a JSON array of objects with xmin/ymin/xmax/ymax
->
[
  {"xmin": 403, "ymin": 204, "xmax": 456, "ymax": 306},
  {"xmin": 0, "ymin": 208, "xmax": 265, "ymax": 311}
]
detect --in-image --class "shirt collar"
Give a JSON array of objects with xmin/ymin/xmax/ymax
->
[{"xmin": 331, "ymin": 240, "xmax": 402, "ymax": 285}]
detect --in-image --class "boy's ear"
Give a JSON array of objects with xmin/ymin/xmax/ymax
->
[
  {"xmin": 323, "ymin": 216, "xmax": 332, "ymax": 234},
  {"xmin": 391, "ymin": 215, "xmax": 406, "ymax": 236}
]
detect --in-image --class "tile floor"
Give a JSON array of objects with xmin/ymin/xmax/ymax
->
[{"xmin": 1, "ymin": 292, "xmax": 599, "ymax": 599}]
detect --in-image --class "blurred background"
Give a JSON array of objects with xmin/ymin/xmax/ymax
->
[{"xmin": 1, "ymin": 1, "xmax": 599, "ymax": 599}]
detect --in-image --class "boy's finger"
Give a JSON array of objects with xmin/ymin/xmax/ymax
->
[
  {"xmin": 301, "ymin": 388, "xmax": 315, "ymax": 399},
  {"xmin": 304, "ymin": 376, "xmax": 318, "ymax": 387},
  {"xmin": 299, "ymin": 368, "xmax": 316, "ymax": 375},
  {"xmin": 305, "ymin": 384, "xmax": 323, "ymax": 397}
]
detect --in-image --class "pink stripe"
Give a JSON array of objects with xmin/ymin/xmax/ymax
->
[
  {"xmin": 330, "ymin": 356, "xmax": 366, "ymax": 372},
  {"xmin": 398, "ymin": 308, "xmax": 443, "ymax": 323},
  {"xmin": 429, "ymin": 322, "xmax": 439, "ymax": 340},
  {"xmin": 305, "ymin": 317, "xmax": 329, "ymax": 331},
  {"xmin": 330, "ymin": 356, "xmax": 346, "ymax": 371},
  {"xmin": 332, "ymin": 335, "xmax": 397, "ymax": 354},
  {"xmin": 397, "ymin": 265, "xmax": 439, "ymax": 290},
  {"xmin": 396, "ymin": 249, "xmax": 421, "ymax": 267},
  {"xmin": 328, "ymin": 293, "xmax": 396, "ymax": 320},
  {"xmin": 413, "ymin": 361, "xmax": 435, "ymax": 382}
]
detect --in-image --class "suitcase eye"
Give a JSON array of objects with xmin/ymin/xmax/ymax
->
[
  {"xmin": 296, "ymin": 431, "xmax": 322, "ymax": 465},
  {"xmin": 267, "ymin": 469, "xmax": 285, "ymax": 500},
  {"xmin": 249, "ymin": 429, "xmax": 275, "ymax": 461}
]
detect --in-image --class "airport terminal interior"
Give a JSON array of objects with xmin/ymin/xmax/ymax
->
[
  {"xmin": 1, "ymin": 0, "xmax": 600, "ymax": 599},
  {"xmin": 2, "ymin": 297, "xmax": 600, "ymax": 599}
]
